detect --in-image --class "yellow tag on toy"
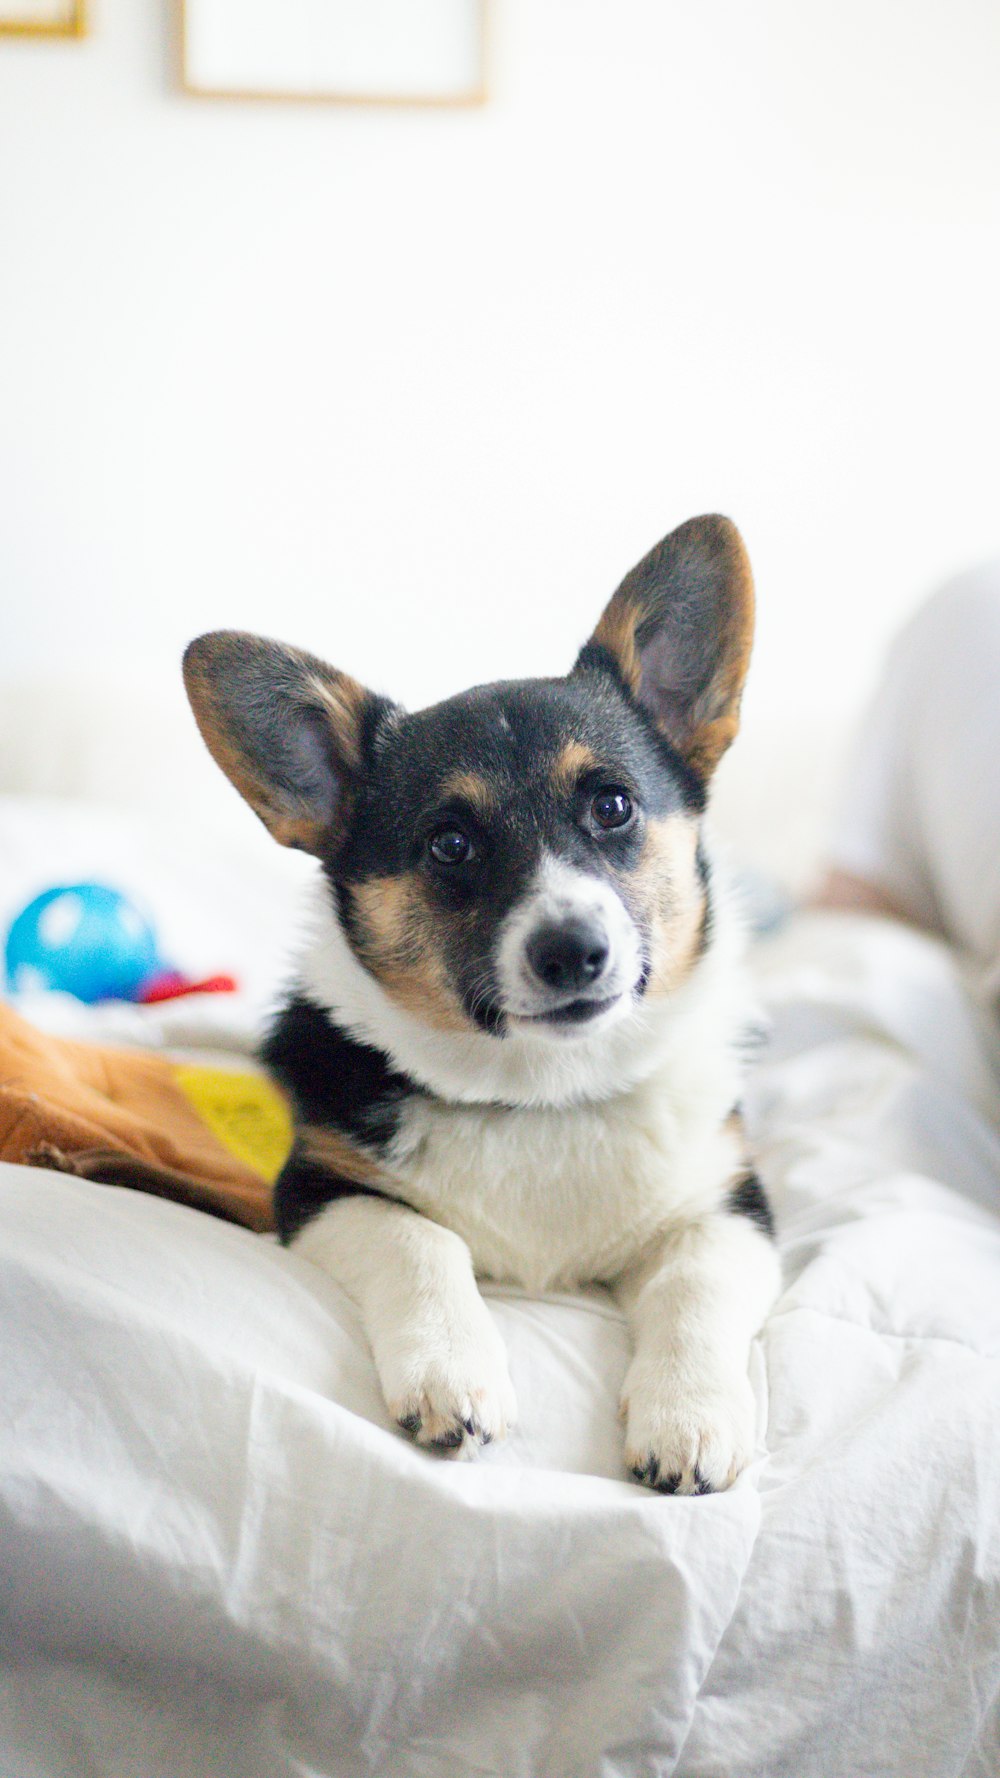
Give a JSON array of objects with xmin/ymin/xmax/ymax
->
[{"xmin": 173, "ymin": 1065, "xmax": 293, "ymax": 1184}]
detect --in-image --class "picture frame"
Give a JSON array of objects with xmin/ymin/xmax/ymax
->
[
  {"xmin": 0, "ymin": 0, "xmax": 86, "ymax": 34},
  {"xmin": 180, "ymin": 0, "xmax": 488, "ymax": 108}
]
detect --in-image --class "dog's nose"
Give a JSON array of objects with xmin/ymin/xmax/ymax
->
[{"xmin": 526, "ymin": 919, "xmax": 610, "ymax": 993}]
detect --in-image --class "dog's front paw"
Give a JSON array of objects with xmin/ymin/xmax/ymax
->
[
  {"xmin": 385, "ymin": 1322, "xmax": 517, "ymax": 1460},
  {"xmin": 621, "ymin": 1359, "xmax": 756, "ymax": 1496}
]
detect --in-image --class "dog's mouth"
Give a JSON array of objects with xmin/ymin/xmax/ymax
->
[
  {"xmin": 512, "ymin": 992, "xmax": 625, "ymax": 1031},
  {"xmin": 464, "ymin": 989, "xmax": 626, "ymax": 1037}
]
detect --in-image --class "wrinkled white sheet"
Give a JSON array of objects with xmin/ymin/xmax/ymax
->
[
  {"xmin": 0, "ymin": 1180, "xmax": 764, "ymax": 1777},
  {"xmin": 2, "ymin": 909, "xmax": 1000, "ymax": 1776}
]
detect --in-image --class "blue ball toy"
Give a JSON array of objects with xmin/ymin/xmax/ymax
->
[{"xmin": 4, "ymin": 883, "xmax": 160, "ymax": 1004}]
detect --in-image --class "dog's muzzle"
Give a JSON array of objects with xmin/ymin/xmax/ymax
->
[{"xmin": 496, "ymin": 860, "xmax": 642, "ymax": 1034}]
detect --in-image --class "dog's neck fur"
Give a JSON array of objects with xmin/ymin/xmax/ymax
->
[{"xmin": 296, "ymin": 842, "xmax": 750, "ymax": 1115}]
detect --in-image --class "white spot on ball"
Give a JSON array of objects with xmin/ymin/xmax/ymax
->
[
  {"xmin": 39, "ymin": 892, "xmax": 84, "ymax": 950},
  {"xmin": 14, "ymin": 964, "xmax": 46, "ymax": 993}
]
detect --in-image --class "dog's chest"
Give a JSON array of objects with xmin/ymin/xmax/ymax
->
[{"xmin": 388, "ymin": 1069, "xmax": 740, "ymax": 1292}]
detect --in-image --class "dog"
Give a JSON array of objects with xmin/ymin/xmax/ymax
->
[{"xmin": 182, "ymin": 513, "xmax": 781, "ymax": 1495}]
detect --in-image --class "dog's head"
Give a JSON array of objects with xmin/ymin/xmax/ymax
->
[{"xmin": 184, "ymin": 515, "xmax": 753, "ymax": 1054}]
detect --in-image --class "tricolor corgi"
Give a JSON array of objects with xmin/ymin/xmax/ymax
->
[{"xmin": 183, "ymin": 514, "xmax": 780, "ymax": 1494}]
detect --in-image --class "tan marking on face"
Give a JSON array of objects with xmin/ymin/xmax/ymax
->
[
  {"xmin": 627, "ymin": 814, "xmax": 707, "ymax": 997},
  {"xmin": 439, "ymin": 771, "xmax": 496, "ymax": 816},
  {"xmin": 349, "ymin": 875, "xmax": 472, "ymax": 1034},
  {"xmin": 550, "ymin": 740, "xmax": 599, "ymax": 796},
  {"xmin": 298, "ymin": 1124, "xmax": 387, "ymax": 1188}
]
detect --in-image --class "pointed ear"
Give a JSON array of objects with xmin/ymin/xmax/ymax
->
[
  {"xmin": 182, "ymin": 631, "xmax": 387, "ymax": 854},
  {"xmin": 574, "ymin": 514, "xmax": 755, "ymax": 781}
]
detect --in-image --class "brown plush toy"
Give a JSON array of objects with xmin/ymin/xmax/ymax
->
[{"xmin": 0, "ymin": 1003, "xmax": 286, "ymax": 1233}]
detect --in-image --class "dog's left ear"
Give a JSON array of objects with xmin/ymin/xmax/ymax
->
[{"xmin": 574, "ymin": 514, "xmax": 754, "ymax": 781}]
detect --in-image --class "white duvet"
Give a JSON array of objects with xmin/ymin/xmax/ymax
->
[{"xmin": 3, "ymin": 883, "xmax": 1000, "ymax": 1775}]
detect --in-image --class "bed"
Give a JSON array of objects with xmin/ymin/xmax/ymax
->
[{"xmin": 2, "ymin": 755, "xmax": 999, "ymax": 1775}]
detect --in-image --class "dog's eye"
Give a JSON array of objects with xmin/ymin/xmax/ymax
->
[
  {"xmin": 429, "ymin": 827, "xmax": 474, "ymax": 866},
  {"xmin": 591, "ymin": 788, "xmax": 633, "ymax": 830}
]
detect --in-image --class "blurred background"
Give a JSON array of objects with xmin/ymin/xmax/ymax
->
[{"xmin": 1, "ymin": 0, "xmax": 999, "ymax": 891}]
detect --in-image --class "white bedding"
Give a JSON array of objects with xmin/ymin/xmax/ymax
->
[{"xmin": 3, "ymin": 848, "xmax": 1000, "ymax": 1773}]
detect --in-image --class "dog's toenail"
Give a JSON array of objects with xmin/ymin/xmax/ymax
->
[{"xmin": 429, "ymin": 1426, "xmax": 465, "ymax": 1450}]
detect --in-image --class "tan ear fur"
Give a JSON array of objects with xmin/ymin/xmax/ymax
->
[
  {"xmin": 585, "ymin": 514, "xmax": 755, "ymax": 781},
  {"xmin": 182, "ymin": 630, "xmax": 370, "ymax": 854}
]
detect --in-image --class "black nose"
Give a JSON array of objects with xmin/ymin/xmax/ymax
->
[{"xmin": 526, "ymin": 919, "xmax": 610, "ymax": 993}]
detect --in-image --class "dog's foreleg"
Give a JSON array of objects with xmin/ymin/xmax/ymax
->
[
  {"xmin": 615, "ymin": 1212, "xmax": 780, "ymax": 1494},
  {"xmin": 293, "ymin": 1195, "xmax": 516, "ymax": 1457}
]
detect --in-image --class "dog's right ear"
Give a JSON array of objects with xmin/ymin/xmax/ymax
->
[{"xmin": 183, "ymin": 631, "xmax": 390, "ymax": 854}]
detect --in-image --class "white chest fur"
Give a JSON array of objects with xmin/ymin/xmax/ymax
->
[{"xmin": 388, "ymin": 1063, "xmax": 744, "ymax": 1291}]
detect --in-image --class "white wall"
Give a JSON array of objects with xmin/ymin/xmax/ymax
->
[{"xmin": 2, "ymin": 0, "xmax": 999, "ymax": 750}]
